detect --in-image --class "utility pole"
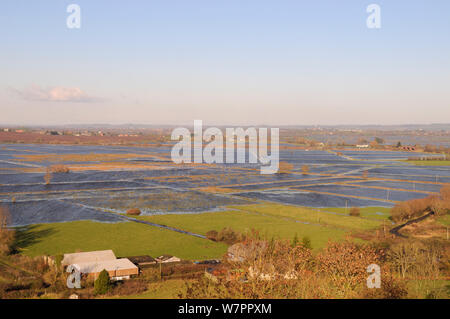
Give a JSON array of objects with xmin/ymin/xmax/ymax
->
[
  {"xmin": 383, "ymin": 219, "xmax": 386, "ymax": 238},
  {"xmin": 345, "ymin": 200, "xmax": 348, "ymax": 215}
]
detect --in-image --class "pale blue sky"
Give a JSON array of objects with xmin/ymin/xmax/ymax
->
[{"xmin": 1, "ymin": 0, "xmax": 449, "ymax": 125}]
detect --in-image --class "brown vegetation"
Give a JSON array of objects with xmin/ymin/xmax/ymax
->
[
  {"xmin": 126, "ymin": 208, "xmax": 142, "ymax": 216},
  {"xmin": 206, "ymin": 228, "xmax": 243, "ymax": 245},
  {"xmin": 390, "ymin": 186, "xmax": 450, "ymax": 222},
  {"xmin": 277, "ymin": 162, "xmax": 294, "ymax": 175},
  {"xmin": 0, "ymin": 131, "xmax": 169, "ymax": 146},
  {"xmin": 349, "ymin": 207, "xmax": 361, "ymax": 217},
  {"xmin": 301, "ymin": 165, "xmax": 309, "ymax": 175},
  {"xmin": 206, "ymin": 230, "xmax": 219, "ymax": 241},
  {"xmin": 0, "ymin": 206, "xmax": 14, "ymax": 256},
  {"xmin": 43, "ymin": 165, "xmax": 70, "ymax": 185},
  {"xmin": 44, "ymin": 167, "xmax": 52, "ymax": 185},
  {"xmin": 181, "ymin": 237, "xmax": 413, "ymax": 299},
  {"xmin": 362, "ymin": 170, "xmax": 369, "ymax": 179},
  {"xmin": 49, "ymin": 165, "xmax": 70, "ymax": 173}
]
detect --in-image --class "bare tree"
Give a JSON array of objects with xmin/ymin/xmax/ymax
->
[
  {"xmin": 44, "ymin": 166, "xmax": 52, "ymax": 185},
  {"xmin": 0, "ymin": 206, "xmax": 10, "ymax": 231},
  {"xmin": 301, "ymin": 165, "xmax": 310, "ymax": 175}
]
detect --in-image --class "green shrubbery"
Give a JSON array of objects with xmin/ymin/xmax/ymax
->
[{"xmin": 94, "ymin": 269, "xmax": 110, "ymax": 295}]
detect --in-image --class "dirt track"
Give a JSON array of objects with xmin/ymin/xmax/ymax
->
[{"xmin": 389, "ymin": 211, "xmax": 435, "ymax": 238}]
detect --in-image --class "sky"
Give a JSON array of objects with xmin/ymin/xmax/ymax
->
[{"xmin": 0, "ymin": 0, "xmax": 449, "ymax": 126}]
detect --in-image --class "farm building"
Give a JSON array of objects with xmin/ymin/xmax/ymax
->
[
  {"xmin": 61, "ymin": 250, "xmax": 117, "ymax": 267},
  {"xmin": 72, "ymin": 258, "xmax": 139, "ymax": 281},
  {"xmin": 61, "ymin": 250, "xmax": 138, "ymax": 280},
  {"xmin": 156, "ymin": 255, "xmax": 181, "ymax": 263},
  {"xmin": 127, "ymin": 255, "xmax": 157, "ymax": 267}
]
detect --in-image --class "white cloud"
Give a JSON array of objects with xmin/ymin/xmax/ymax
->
[{"xmin": 12, "ymin": 84, "xmax": 101, "ymax": 103}]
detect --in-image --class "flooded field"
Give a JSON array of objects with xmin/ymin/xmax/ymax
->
[{"xmin": 1, "ymin": 144, "xmax": 449, "ymax": 227}]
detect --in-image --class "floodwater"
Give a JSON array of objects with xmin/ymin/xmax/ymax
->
[{"xmin": 0, "ymin": 144, "xmax": 449, "ymax": 226}]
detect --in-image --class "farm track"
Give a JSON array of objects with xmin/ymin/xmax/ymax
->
[{"xmin": 389, "ymin": 211, "xmax": 435, "ymax": 238}]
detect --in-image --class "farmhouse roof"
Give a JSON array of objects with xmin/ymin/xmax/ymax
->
[
  {"xmin": 156, "ymin": 255, "xmax": 181, "ymax": 262},
  {"xmin": 157, "ymin": 255, "xmax": 173, "ymax": 260},
  {"xmin": 127, "ymin": 255, "xmax": 156, "ymax": 264},
  {"xmin": 73, "ymin": 258, "xmax": 138, "ymax": 275},
  {"xmin": 62, "ymin": 250, "xmax": 117, "ymax": 266}
]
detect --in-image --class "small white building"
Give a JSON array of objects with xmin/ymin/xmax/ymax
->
[{"xmin": 156, "ymin": 255, "xmax": 181, "ymax": 263}]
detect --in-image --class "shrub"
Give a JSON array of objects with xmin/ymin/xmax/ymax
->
[
  {"xmin": 349, "ymin": 207, "xmax": 361, "ymax": 217},
  {"xmin": 317, "ymin": 241, "xmax": 384, "ymax": 293},
  {"xmin": 291, "ymin": 233, "xmax": 299, "ymax": 247},
  {"xmin": 362, "ymin": 170, "xmax": 369, "ymax": 179},
  {"xmin": 440, "ymin": 185, "xmax": 450, "ymax": 201},
  {"xmin": 301, "ymin": 165, "xmax": 309, "ymax": 175},
  {"xmin": 390, "ymin": 196, "xmax": 435, "ymax": 222},
  {"xmin": 217, "ymin": 228, "xmax": 240, "ymax": 245},
  {"xmin": 277, "ymin": 162, "xmax": 294, "ymax": 175},
  {"xmin": 108, "ymin": 279, "xmax": 147, "ymax": 296},
  {"xmin": 54, "ymin": 254, "xmax": 63, "ymax": 270},
  {"xmin": 206, "ymin": 230, "xmax": 218, "ymax": 241},
  {"xmin": 0, "ymin": 206, "xmax": 14, "ymax": 256},
  {"xmin": 302, "ymin": 236, "xmax": 312, "ymax": 249},
  {"xmin": 94, "ymin": 269, "xmax": 110, "ymax": 295},
  {"xmin": 44, "ymin": 168, "xmax": 52, "ymax": 185},
  {"xmin": 361, "ymin": 273, "xmax": 408, "ymax": 299},
  {"xmin": 126, "ymin": 208, "xmax": 141, "ymax": 216},
  {"xmin": 50, "ymin": 165, "xmax": 70, "ymax": 173}
]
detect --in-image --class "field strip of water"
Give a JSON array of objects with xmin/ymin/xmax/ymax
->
[
  {"xmin": 69, "ymin": 201, "xmax": 207, "ymax": 239},
  {"xmin": 0, "ymin": 185, "xmax": 164, "ymax": 196},
  {"xmin": 291, "ymin": 189, "xmax": 398, "ymax": 203},
  {"xmin": 340, "ymin": 183, "xmax": 439, "ymax": 195},
  {"xmin": 0, "ymin": 159, "xmax": 43, "ymax": 168}
]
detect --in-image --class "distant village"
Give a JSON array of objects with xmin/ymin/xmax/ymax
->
[{"xmin": 1, "ymin": 125, "xmax": 449, "ymax": 152}]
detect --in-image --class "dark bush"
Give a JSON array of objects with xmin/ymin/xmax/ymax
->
[
  {"xmin": 206, "ymin": 230, "xmax": 218, "ymax": 241},
  {"xmin": 126, "ymin": 208, "xmax": 141, "ymax": 216},
  {"xmin": 349, "ymin": 207, "xmax": 361, "ymax": 217},
  {"xmin": 94, "ymin": 269, "xmax": 110, "ymax": 295}
]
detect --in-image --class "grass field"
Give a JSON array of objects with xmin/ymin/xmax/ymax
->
[
  {"xmin": 231, "ymin": 204, "xmax": 386, "ymax": 230},
  {"xmin": 437, "ymin": 215, "xmax": 450, "ymax": 226},
  {"xmin": 137, "ymin": 207, "xmax": 348, "ymax": 250},
  {"xmin": 14, "ymin": 203, "xmax": 390, "ymax": 260},
  {"xmin": 405, "ymin": 160, "xmax": 450, "ymax": 166},
  {"xmin": 15, "ymin": 221, "xmax": 227, "ymax": 260},
  {"xmin": 117, "ymin": 280, "xmax": 188, "ymax": 299},
  {"xmin": 320, "ymin": 206, "xmax": 392, "ymax": 221}
]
